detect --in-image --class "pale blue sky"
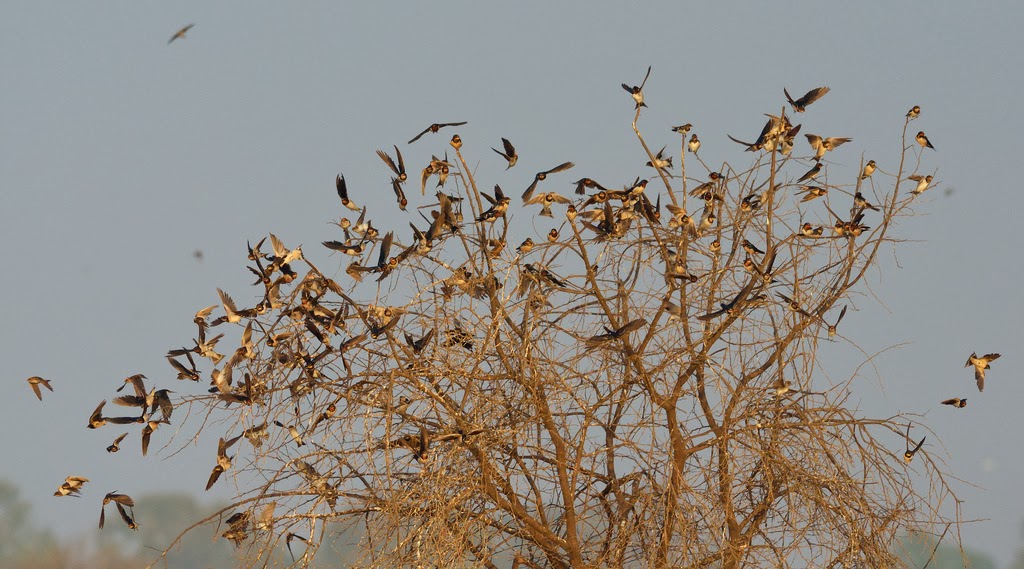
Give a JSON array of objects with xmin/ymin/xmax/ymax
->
[{"xmin": 2, "ymin": 1, "xmax": 1022, "ymax": 564}]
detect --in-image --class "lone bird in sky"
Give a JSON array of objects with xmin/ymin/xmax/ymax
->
[{"xmin": 168, "ymin": 23, "xmax": 195, "ymax": 44}]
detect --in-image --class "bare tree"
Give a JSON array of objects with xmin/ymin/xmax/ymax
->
[{"xmin": 81, "ymin": 77, "xmax": 961, "ymax": 568}]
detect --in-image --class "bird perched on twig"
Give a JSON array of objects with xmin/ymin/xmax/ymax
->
[{"xmin": 621, "ymin": 65, "xmax": 652, "ymax": 109}]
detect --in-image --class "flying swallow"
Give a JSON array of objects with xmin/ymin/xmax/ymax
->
[
  {"xmin": 784, "ymin": 86, "xmax": 830, "ymax": 112},
  {"xmin": 522, "ymin": 161, "xmax": 575, "ymax": 203},
  {"xmin": 584, "ymin": 318, "xmax": 648, "ymax": 350},
  {"xmin": 87, "ymin": 400, "xmax": 108, "ymax": 429},
  {"xmin": 696, "ymin": 281, "xmax": 755, "ymax": 321},
  {"xmin": 796, "ymin": 162, "xmax": 822, "ymax": 183},
  {"xmin": 141, "ymin": 419, "xmax": 166, "ymax": 457},
  {"xmin": 646, "ymin": 146, "xmax": 673, "ymax": 172},
  {"xmin": 206, "ymin": 435, "xmax": 240, "ymax": 490},
  {"xmin": 168, "ymin": 23, "xmax": 195, "ymax": 44},
  {"xmin": 573, "ymin": 177, "xmax": 609, "ymax": 195},
  {"xmin": 407, "ymin": 121, "xmax": 467, "ymax": 144},
  {"xmin": 26, "ymin": 376, "xmax": 53, "ymax": 401},
  {"xmin": 492, "ymin": 137, "xmax": 518, "ymax": 169},
  {"xmin": 335, "ymin": 174, "xmax": 360, "ymax": 212},
  {"xmin": 274, "ymin": 420, "xmax": 305, "ymax": 446},
  {"xmin": 860, "ymin": 160, "xmax": 877, "ymax": 180},
  {"xmin": 906, "ymin": 105, "xmax": 921, "ymax": 120},
  {"xmin": 107, "ymin": 432, "xmax": 128, "ymax": 453},
  {"xmin": 54, "ymin": 475, "xmax": 89, "ymax": 497},
  {"xmin": 776, "ymin": 293, "xmax": 812, "ymax": 317},
  {"xmin": 525, "ymin": 192, "xmax": 572, "ymax": 217},
  {"xmin": 376, "ymin": 145, "xmax": 407, "ymax": 182},
  {"xmin": 688, "ymin": 134, "xmax": 701, "ymax": 154},
  {"xmin": 940, "ymin": 398, "xmax": 967, "ymax": 408},
  {"xmin": 99, "ymin": 491, "xmax": 136, "ymax": 530},
  {"xmin": 965, "ymin": 352, "xmax": 1000, "ymax": 392},
  {"xmin": 915, "ymin": 131, "xmax": 935, "ymax": 150},
  {"xmin": 621, "ymin": 65, "xmax": 652, "ymax": 109},
  {"xmin": 222, "ymin": 511, "xmax": 250, "ymax": 547},
  {"xmin": 798, "ymin": 185, "xmax": 827, "ymax": 202},
  {"xmin": 903, "ymin": 425, "xmax": 925, "ymax": 464},
  {"xmin": 907, "ymin": 174, "xmax": 933, "ymax": 195},
  {"xmin": 805, "ymin": 134, "xmax": 852, "ymax": 160}
]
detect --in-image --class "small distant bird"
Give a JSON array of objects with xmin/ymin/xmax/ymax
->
[
  {"xmin": 805, "ymin": 134, "xmax": 851, "ymax": 160},
  {"xmin": 854, "ymin": 192, "xmax": 880, "ymax": 211},
  {"xmin": 26, "ymin": 376, "xmax": 53, "ymax": 401},
  {"xmin": 860, "ymin": 160, "xmax": 877, "ymax": 180},
  {"xmin": 646, "ymin": 146, "xmax": 673, "ymax": 172},
  {"xmin": 798, "ymin": 185, "xmax": 827, "ymax": 202},
  {"xmin": 940, "ymin": 398, "xmax": 967, "ymax": 408},
  {"xmin": 585, "ymin": 318, "xmax": 648, "ymax": 350},
  {"xmin": 87, "ymin": 400, "xmax": 108, "ymax": 429},
  {"xmin": 407, "ymin": 121, "xmax": 468, "ymax": 144},
  {"xmin": 825, "ymin": 305, "xmax": 847, "ymax": 338},
  {"xmin": 796, "ymin": 162, "xmax": 822, "ymax": 183},
  {"xmin": 54, "ymin": 476, "xmax": 89, "ymax": 497},
  {"xmin": 906, "ymin": 105, "xmax": 921, "ymax": 120},
  {"xmin": 99, "ymin": 491, "xmax": 137, "ymax": 530},
  {"xmin": 915, "ymin": 131, "xmax": 935, "ymax": 150},
  {"xmin": 800, "ymin": 222, "xmax": 823, "ymax": 238},
  {"xmin": 907, "ymin": 174, "xmax": 933, "ymax": 195},
  {"xmin": 274, "ymin": 420, "xmax": 305, "ymax": 446},
  {"xmin": 168, "ymin": 23, "xmax": 195, "ymax": 44},
  {"xmin": 688, "ymin": 134, "xmax": 701, "ymax": 154},
  {"xmin": 376, "ymin": 145, "xmax": 407, "ymax": 182},
  {"xmin": 525, "ymin": 192, "xmax": 572, "ymax": 217},
  {"xmin": 335, "ymin": 174, "xmax": 360, "ymax": 211},
  {"xmin": 784, "ymin": 86, "xmax": 830, "ymax": 113},
  {"xmin": 965, "ymin": 352, "xmax": 1000, "ymax": 392},
  {"xmin": 107, "ymin": 432, "xmax": 128, "ymax": 453},
  {"xmin": 547, "ymin": 228, "xmax": 559, "ymax": 243},
  {"xmin": 206, "ymin": 435, "xmax": 241, "ymax": 490},
  {"xmin": 522, "ymin": 161, "xmax": 575, "ymax": 203},
  {"xmin": 621, "ymin": 65, "xmax": 652, "ymax": 109},
  {"xmin": 904, "ymin": 434, "xmax": 925, "ymax": 464},
  {"xmin": 492, "ymin": 137, "xmax": 518, "ymax": 169},
  {"xmin": 516, "ymin": 238, "xmax": 534, "ymax": 255},
  {"xmin": 671, "ymin": 123, "xmax": 692, "ymax": 134}
]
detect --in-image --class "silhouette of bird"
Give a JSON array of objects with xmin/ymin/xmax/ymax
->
[{"xmin": 167, "ymin": 23, "xmax": 195, "ymax": 44}]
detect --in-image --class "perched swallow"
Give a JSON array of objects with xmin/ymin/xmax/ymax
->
[
  {"xmin": 376, "ymin": 145, "xmax": 407, "ymax": 182},
  {"xmin": 800, "ymin": 222, "xmax": 824, "ymax": 238},
  {"xmin": 784, "ymin": 86, "xmax": 830, "ymax": 113},
  {"xmin": 547, "ymin": 228, "xmax": 559, "ymax": 243},
  {"xmin": 688, "ymin": 134, "xmax": 701, "ymax": 154},
  {"xmin": 492, "ymin": 137, "xmax": 518, "ymax": 169},
  {"xmin": 671, "ymin": 123, "xmax": 692, "ymax": 134},
  {"xmin": 908, "ymin": 174, "xmax": 933, "ymax": 195},
  {"xmin": 965, "ymin": 352, "xmax": 1000, "ymax": 392},
  {"xmin": 906, "ymin": 105, "xmax": 921, "ymax": 120},
  {"xmin": 621, "ymin": 65, "xmax": 652, "ymax": 109},
  {"xmin": 854, "ymin": 192, "xmax": 880, "ymax": 211},
  {"xmin": 107, "ymin": 432, "xmax": 128, "ymax": 453},
  {"xmin": 335, "ymin": 174, "xmax": 360, "ymax": 212},
  {"xmin": 860, "ymin": 160, "xmax": 877, "ymax": 180},
  {"xmin": 940, "ymin": 398, "xmax": 968, "ymax": 408},
  {"xmin": 805, "ymin": 134, "xmax": 852, "ymax": 160},
  {"xmin": 449, "ymin": 134, "xmax": 463, "ymax": 150},
  {"xmin": 915, "ymin": 131, "xmax": 934, "ymax": 150},
  {"xmin": 525, "ymin": 192, "xmax": 572, "ymax": 217},
  {"xmin": 167, "ymin": 23, "xmax": 195, "ymax": 44},
  {"xmin": 522, "ymin": 161, "xmax": 575, "ymax": 203},
  {"xmin": 407, "ymin": 121, "xmax": 468, "ymax": 144},
  {"xmin": 741, "ymin": 239, "xmax": 765, "ymax": 255},
  {"xmin": 796, "ymin": 162, "xmax": 822, "ymax": 183},
  {"xmin": 516, "ymin": 238, "xmax": 534, "ymax": 255},
  {"xmin": 26, "ymin": 376, "xmax": 53, "ymax": 401},
  {"xmin": 798, "ymin": 185, "xmax": 827, "ymax": 202},
  {"xmin": 646, "ymin": 146, "xmax": 673, "ymax": 172},
  {"xmin": 99, "ymin": 491, "xmax": 136, "ymax": 530},
  {"xmin": 709, "ymin": 239, "xmax": 721, "ymax": 252},
  {"xmin": 776, "ymin": 293, "xmax": 812, "ymax": 317}
]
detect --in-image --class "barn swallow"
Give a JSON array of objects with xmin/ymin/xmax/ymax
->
[
  {"xmin": 796, "ymin": 162, "xmax": 822, "ymax": 183},
  {"xmin": 903, "ymin": 428, "xmax": 925, "ymax": 464},
  {"xmin": 940, "ymin": 398, "xmax": 967, "ymax": 408},
  {"xmin": 525, "ymin": 192, "xmax": 572, "ymax": 217},
  {"xmin": 335, "ymin": 174, "xmax": 360, "ymax": 211},
  {"xmin": 547, "ymin": 228, "xmax": 559, "ymax": 243},
  {"xmin": 390, "ymin": 178, "xmax": 407, "ymax": 210},
  {"xmin": 798, "ymin": 186, "xmax": 827, "ymax": 202},
  {"xmin": 26, "ymin": 376, "xmax": 53, "ymax": 401},
  {"xmin": 860, "ymin": 160, "xmax": 877, "ymax": 180},
  {"xmin": 776, "ymin": 293, "xmax": 812, "ymax": 317},
  {"xmin": 573, "ymin": 177, "xmax": 610, "ymax": 195},
  {"xmin": 688, "ymin": 134, "xmax": 701, "ymax": 154},
  {"xmin": 646, "ymin": 146, "xmax": 673, "ymax": 172},
  {"xmin": 168, "ymin": 23, "xmax": 195, "ymax": 44},
  {"xmin": 308, "ymin": 402, "xmax": 337, "ymax": 432},
  {"xmin": 915, "ymin": 131, "xmax": 934, "ymax": 149},
  {"xmin": 584, "ymin": 318, "xmax": 648, "ymax": 349},
  {"xmin": 404, "ymin": 329, "xmax": 435, "ymax": 355},
  {"xmin": 99, "ymin": 492, "xmax": 136, "ymax": 530},
  {"xmin": 697, "ymin": 210, "xmax": 716, "ymax": 234},
  {"xmin": 742, "ymin": 239, "xmax": 765, "ymax": 255},
  {"xmin": 823, "ymin": 307, "xmax": 847, "ymax": 337},
  {"xmin": 805, "ymin": 134, "xmax": 852, "ymax": 160},
  {"xmin": 854, "ymin": 192, "xmax": 880, "ymax": 211},
  {"xmin": 741, "ymin": 193, "xmax": 762, "ymax": 212},
  {"xmin": 709, "ymin": 239, "xmax": 721, "ymax": 252},
  {"xmin": 274, "ymin": 420, "xmax": 305, "ymax": 446},
  {"xmin": 407, "ymin": 121, "xmax": 468, "ymax": 144},
  {"xmin": 906, "ymin": 105, "xmax": 921, "ymax": 120},
  {"xmin": 516, "ymin": 238, "xmax": 534, "ymax": 254},
  {"xmin": 167, "ymin": 355, "xmax": 199, "ymax": 382},
  {"xmin": 54, "ymin": 475, "xmax": 89, "ymax": 497},
  {"xmin": 671, "ymin": 123, "xmax": 692, "ymax": 134},
  {"xmin": 222, "ymin": 511, "xmax": 250, "ymax": 547},
  {"xmin": 696, "ymin": 281, "xmax": 755, "ymax": 321},
  {"xmin": 492, "ymin": 137, "xmax": 518, "ymax": 169},
  {"xmin": 907, "ymin": 174, "xmax": 933, "ymax": 195},
  {"xmin": 87, "ymin": 400, "xmax": 108, "ymax": 429},
  {"xmin": 206, "ymin": 435, "xmax": 240, "ymax": 490},
  {"xmin": 965, "ymin": 352, "xmax": 1000, "ymax": 392},
  {"xmin": 243, "ymin": 422, "xmax": 268, "ymax": 448},
  {"xmin": 800, "ymin": 223, "xmax": 821, "ymax": 237},
  {"xmin": 376, "ymin": 145, "xmax": 407, "ymax": 182},
  {"xmin": 621, "ymin": 65, "xmax": 652, "ymax": 109},
  {"xmin": 106, "ymin": 432, "xmax": 128, "ymax": 453},
  {"xmin": 566, "ymin": 204, "xmax": 578, "ymax": 221},
  {"xmin": 522, "ymin": 161, "xmax": 575, "ymax": 203},
  {"xmin": 784, "ymin": 86, "xmax": 830, "ymax": 112},
  {"xmin": 141, "ymin": 419, "xmax": 165, "ymax": 457}
]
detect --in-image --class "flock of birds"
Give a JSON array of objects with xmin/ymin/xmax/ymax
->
[{"xmin": 22, "ymin": 60, "xmax": 1004, "ymax": 551}]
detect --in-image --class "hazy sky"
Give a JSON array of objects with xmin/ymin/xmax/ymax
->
[{"xmin": 2, "ymin": 1, "xmax": 1022, "ymax": 565}]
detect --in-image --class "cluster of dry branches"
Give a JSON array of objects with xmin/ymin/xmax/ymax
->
[{"xmin": 137, "ymin": 78, "xmax": 960, "ymax": 568}]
